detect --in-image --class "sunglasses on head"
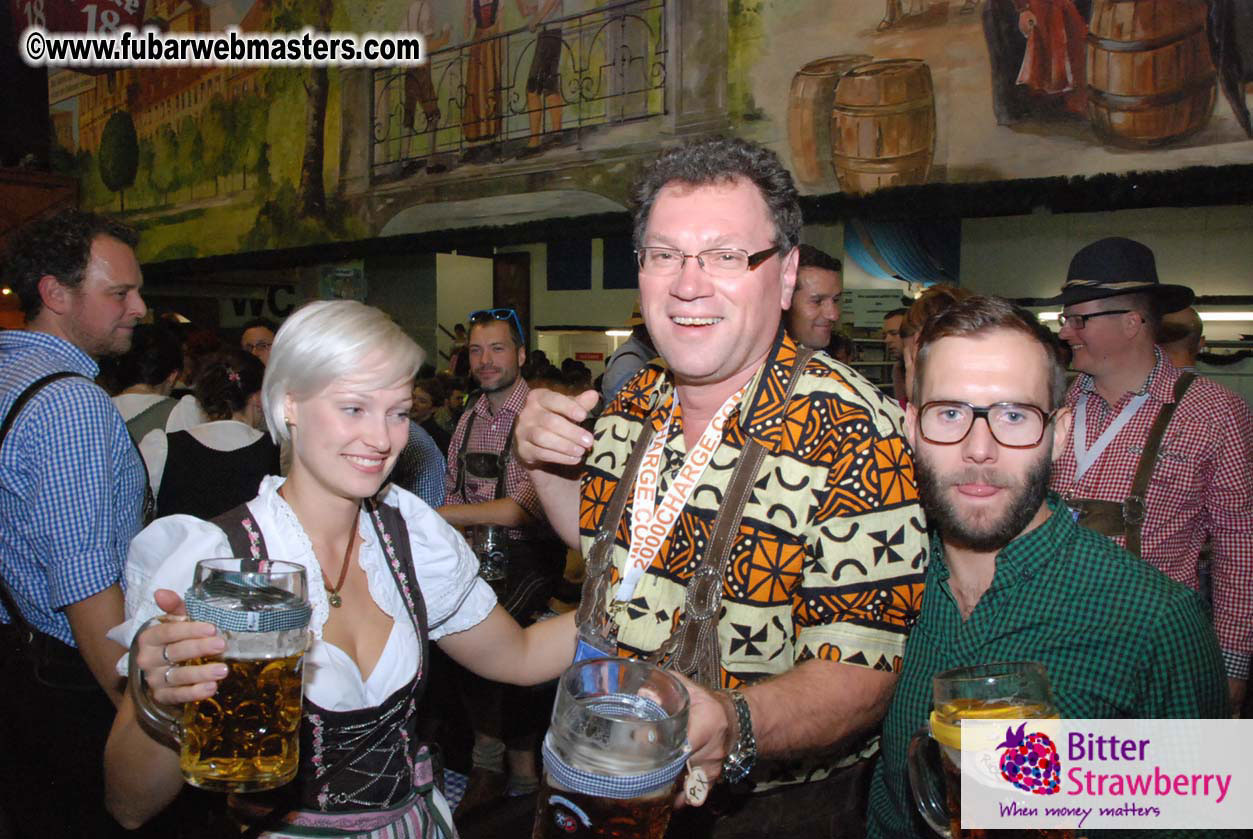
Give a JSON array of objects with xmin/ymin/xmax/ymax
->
[{"xmin": 468, "ymin": 308, "xmax": 525, "ymax": 345}]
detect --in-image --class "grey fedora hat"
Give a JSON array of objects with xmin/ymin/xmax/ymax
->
[{"xmin": 1044, "ymin": 237, "xmax": 1194, "ymax": 313}]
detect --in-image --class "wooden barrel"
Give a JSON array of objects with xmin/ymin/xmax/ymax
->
[
  {"xmin": 1086, "ymin": 0, "xmax": 1216, "ymax": 148},
  {"xmin": 831, "ymin": 59, "xmax": 935, "ymax": 195},
  {"xmin": 786, "ymin": 54, "xmax": 872, "ymax": 185}
]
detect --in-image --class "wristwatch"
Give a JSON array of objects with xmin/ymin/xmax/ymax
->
[{"xmin": 720, "ymin": 689, "xmax": 757, "ymax": 784}]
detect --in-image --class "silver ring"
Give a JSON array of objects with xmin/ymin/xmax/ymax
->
[
  {"xmin": 161, "ymin": 644, "xmax": 172, "ymax": 665},
  {"xmin": 163, "ymin": 666, "xmax": 174, "ymax": 686}
]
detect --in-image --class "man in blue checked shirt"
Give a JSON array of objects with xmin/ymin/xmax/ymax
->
[
  {"xmin": 389, "ymin": 416, "xmax": 448, "ymax": 508},
  {"xmin": 0, "ymin": 209, "xmax": 148, "ymax": 838}
]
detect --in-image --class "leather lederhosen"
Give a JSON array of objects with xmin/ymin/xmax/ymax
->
[
  {"xmin": 1067, "ymin": 372, "xmax": 1195, "ymax": 558},
  {"xmin": 211, "ymin": 501, "xmax": 450, "ymax": 836},
  {"xmin": 576, "ymin": 349, "xmax": 817, "ymax": 690},
  {"xmin": 452, "ymin": 400, "xmax": 563, "ymax": 624}
]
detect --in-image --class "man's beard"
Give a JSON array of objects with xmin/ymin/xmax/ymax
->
[
  {"xmin": 475, "ymin": 367, "xmax": 518, "ymax": 394},
  {"xmin": 915, "ymin": 451, "xmax": 1053, "ymax": 553}
]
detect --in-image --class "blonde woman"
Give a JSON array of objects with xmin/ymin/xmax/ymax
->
[{"xmin": 104, "ymin": 300, "xmax": 574, "ymax": 838}]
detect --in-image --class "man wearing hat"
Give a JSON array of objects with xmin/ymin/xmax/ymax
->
[{"xmin": 1048, "ymin": 236, "xmax": 1253, "ymax": 712}]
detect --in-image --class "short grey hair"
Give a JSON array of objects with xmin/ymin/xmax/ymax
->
[
  {"xmin": 262, "ymin": 300, "xmax": 424, "ymax": 444},
  {"xmin": 630, "ymin": 136, "xmax": 802, "ymax": 253}
]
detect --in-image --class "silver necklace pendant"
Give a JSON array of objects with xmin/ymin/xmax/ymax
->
[{"xmin": 328, "ymin": 592, "xmax": 343, "ymax": 608}]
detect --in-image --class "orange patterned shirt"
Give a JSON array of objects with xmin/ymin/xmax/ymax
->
[{"xmin": 579, "ymin": 331, "xmax": 928, "ymax": 782}]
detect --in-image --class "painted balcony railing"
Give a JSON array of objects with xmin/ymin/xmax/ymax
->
[{"xmin": 371, "ymin": 0, "xmax": 667, "ymax": 174}]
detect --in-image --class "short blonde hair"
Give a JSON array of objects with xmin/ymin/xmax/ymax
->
[{"xmin": 262, "ymin": 300, "xmax": 424, "ymax": 444}]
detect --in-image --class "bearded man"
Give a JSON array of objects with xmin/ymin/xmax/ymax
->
[{"xmin": 865, "ymin": 295, "xmax": 1227, "ymax": 839}]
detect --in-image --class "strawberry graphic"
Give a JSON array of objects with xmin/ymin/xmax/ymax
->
[{"xmin": 996, "ymin": 722, "xmax": 1061, "ymax": 795}]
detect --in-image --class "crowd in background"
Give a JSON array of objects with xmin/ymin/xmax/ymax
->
[{"xmin": 2, "ymin": 132, "xmax": 1250, "ymax": 839}]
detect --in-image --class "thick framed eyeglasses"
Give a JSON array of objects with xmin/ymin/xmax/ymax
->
[
  {"xmin": 243, "ymin": 340, "xmax": 272, "ymax": 353},
  {"xmin": 918, "ymin": 401, "xmax": 1057, "ymax": 448},
  {"xmin": 1057, "ymin": 309, "xmax": 1131, "ymax": 330},
  {"xmin": 634, "ymin": 245, "xmax": 782, "ymax": 278},
  {"xmin": 468, "ymin": 308, "xmax": 526, "ymax": 345}
]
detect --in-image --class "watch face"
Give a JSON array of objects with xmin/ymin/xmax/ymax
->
[{"xmin": 722, "ymin": 758, "xmax": 749, "ymax": 783}]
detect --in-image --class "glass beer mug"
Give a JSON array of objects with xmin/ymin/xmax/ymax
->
[
  {"xmin": 129, "ymin": 558, "xmax": 312, "ymax": 793},
  {"xmin": 472, "ymin": 524, "xmax": 508, "ymax": 585},
  {"xmin": 907, "ymin": 661, "xmax": 1070, "ymax": 839},
  {"xmin": 533, "ymin": 658, "xmax": 690, "ymax": 839}
]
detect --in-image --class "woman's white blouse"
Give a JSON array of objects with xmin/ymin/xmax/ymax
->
[{"xmin": 109, "ymin": 475, "xmax": 496, "ymax": 711}]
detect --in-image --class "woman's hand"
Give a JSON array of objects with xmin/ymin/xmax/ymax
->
[{"xmin": 135, "ymin": 589, "xmax": 227, "ymax": 705}]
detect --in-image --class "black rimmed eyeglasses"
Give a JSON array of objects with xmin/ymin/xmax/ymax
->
[
  {"xmin": 1057, "ymin": 309, "xmax": 1132, "ymax": 330},
  {"xmin": 634, "ymin": 245, "xmax": 782, "ymax": 278},
  {"xmin": 468, "ymin": 308, "xmax": 526, "ymax": 345},
  {"xmin": 918, "ymin": 401, "xmax": 1058, "ymax": 448}
]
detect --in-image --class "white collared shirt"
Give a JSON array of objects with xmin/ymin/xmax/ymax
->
[{"xmin": 109, "ymin": 475, "xmax": 496, "ymax": 711}]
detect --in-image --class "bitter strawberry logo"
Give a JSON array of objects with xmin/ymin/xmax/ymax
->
[{"xmin": 997, "ymin": 723, "xmax": 1061, "ymax": 795}]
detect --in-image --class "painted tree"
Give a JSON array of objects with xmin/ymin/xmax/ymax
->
[
  {"xmin": 273, "ymin": 0, "xmax": 332, "ymax": 218},
  {"xmin": 200, "ymin": 94, "xmax": 232, "ymax": 196},
  {"xmin": 176, "ymin": 115, "xmax": 203, "ymax": 201},
  {"xmin": 255, "ymin": 141, "xmax": 272, "ymax": 195},
  {"xmin": 236, "ymin": 95, "xmax": 267, "ymax": 192},
  {"xmin": 151, "ymin": 125, "xmax": 179, "ymax": 205},
  {"xmin": 98, "ymin": 110, "xmax": 139, "ymax": 212},
  {"xmin": 137, "ymin": 138, "xmax": 155, "ymax": 207}
]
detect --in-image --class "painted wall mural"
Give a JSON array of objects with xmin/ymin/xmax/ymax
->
[
  {"xmin": 45, "ymin": 0, "xmax": 667, "ymax": 261},
  {"xmin": 46, "ymin": 0, "xmax": 361, "ymax": 262},
  {"xmin": 735, "ymin": 0, "xmax": 1253, "ymax": 193},
  {"xmin": 369, "ymin": 0, "xmax": 666, "ymax": 176},
  {"xmin": 40, "ymin": 0, "xmax": 1252, "ymax": 261}
]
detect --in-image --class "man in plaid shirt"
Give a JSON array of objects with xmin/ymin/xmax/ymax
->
[
  {"xmin": 1047, "ymin": 237, "xmax": 1253, "ymax": 712},
  {"xmin": 436, "ymin": 310, "xmax": 562, "ymax": 821},
  {"xmin": 1, "ymin": 211, "xmax": 149, "ymax": 836},
  {"xmin": 868, "ymin": 295, "xmax": 1228, "ymax": 839}
]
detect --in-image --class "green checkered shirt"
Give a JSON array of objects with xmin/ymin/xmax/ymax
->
[{"xmin": 867, "ymin": 494, "xmax": 1229, "ymax": 839}]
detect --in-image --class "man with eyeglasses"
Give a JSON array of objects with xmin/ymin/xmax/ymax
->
[
  {"xmin": 435, "ymin": 307, "xmax": 563, "ymax": 822},
  {"xmin": 1046, "ymin": 237, "xmax": 1252, "ymax": 713},
  {"xmin": 239, "ymin": 317, "xmax": 277, "ymax": 366},
  {"xmin": 515, "ymin": 136, "xmax": 927, "ymax": 838},
  {"xmin": 867, "ymin": 295, "xmax": 1228, "ymax": 839}
]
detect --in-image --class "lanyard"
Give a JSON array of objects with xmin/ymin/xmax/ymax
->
[
  {"xmin": 614, "ymin": 385, "xmax": 747, "ymax": 604},
  {"xmin": 1073, "ymin": 389, "xmax": 1150, "ymax": 483}
]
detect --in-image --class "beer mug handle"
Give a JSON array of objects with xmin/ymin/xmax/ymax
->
[
  {"xmin": 906, "ymin": 727, "xmax": 951, "ymax": 839},
  {"xmin": 127, "ymin": 616, "xmax": 183, "ymax": 750}
]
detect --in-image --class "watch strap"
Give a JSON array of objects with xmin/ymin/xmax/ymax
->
[{"xmin": 720, "ymin": 689, "xmax": 756, "ymax": 783}]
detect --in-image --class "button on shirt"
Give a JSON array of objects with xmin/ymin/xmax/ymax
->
[
  {"xmin": 582, "ymin": 332, "xmax": 929, "ymax": 788},
  {"xmin": 0, "ymin": 331, "xmax": 145, "ymax": 645},
  {"xmin": 866, "ymin": 495, "xmax": 1228, "ymax": 839},
  {"xmin": 443, "ymin": 379, "xmax": 545, "ymax": 542},
  {"xmin": 1049, "ymin": 348, "xmax": 1253, "ymax": 679}
]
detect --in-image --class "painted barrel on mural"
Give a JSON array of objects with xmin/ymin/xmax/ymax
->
[
  {"xmin": 786, "ymin": 54, "xmax": 873, "ymax": 185},
  {"xmin": 1087, "ymin": 0, "xmax": 1216, "ymax": 148},
  {"xmin": 831, "ymin": 59, "xmax": 935, "ymax": 195}
]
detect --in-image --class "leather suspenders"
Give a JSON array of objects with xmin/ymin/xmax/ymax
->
[
  {"xmin": 1068, "ymin": 372, "xmax": 1196, "ymax": 557},
  {"xmin": 577, "ymin": 349, "xmax": 816, "ymax": 689}
]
